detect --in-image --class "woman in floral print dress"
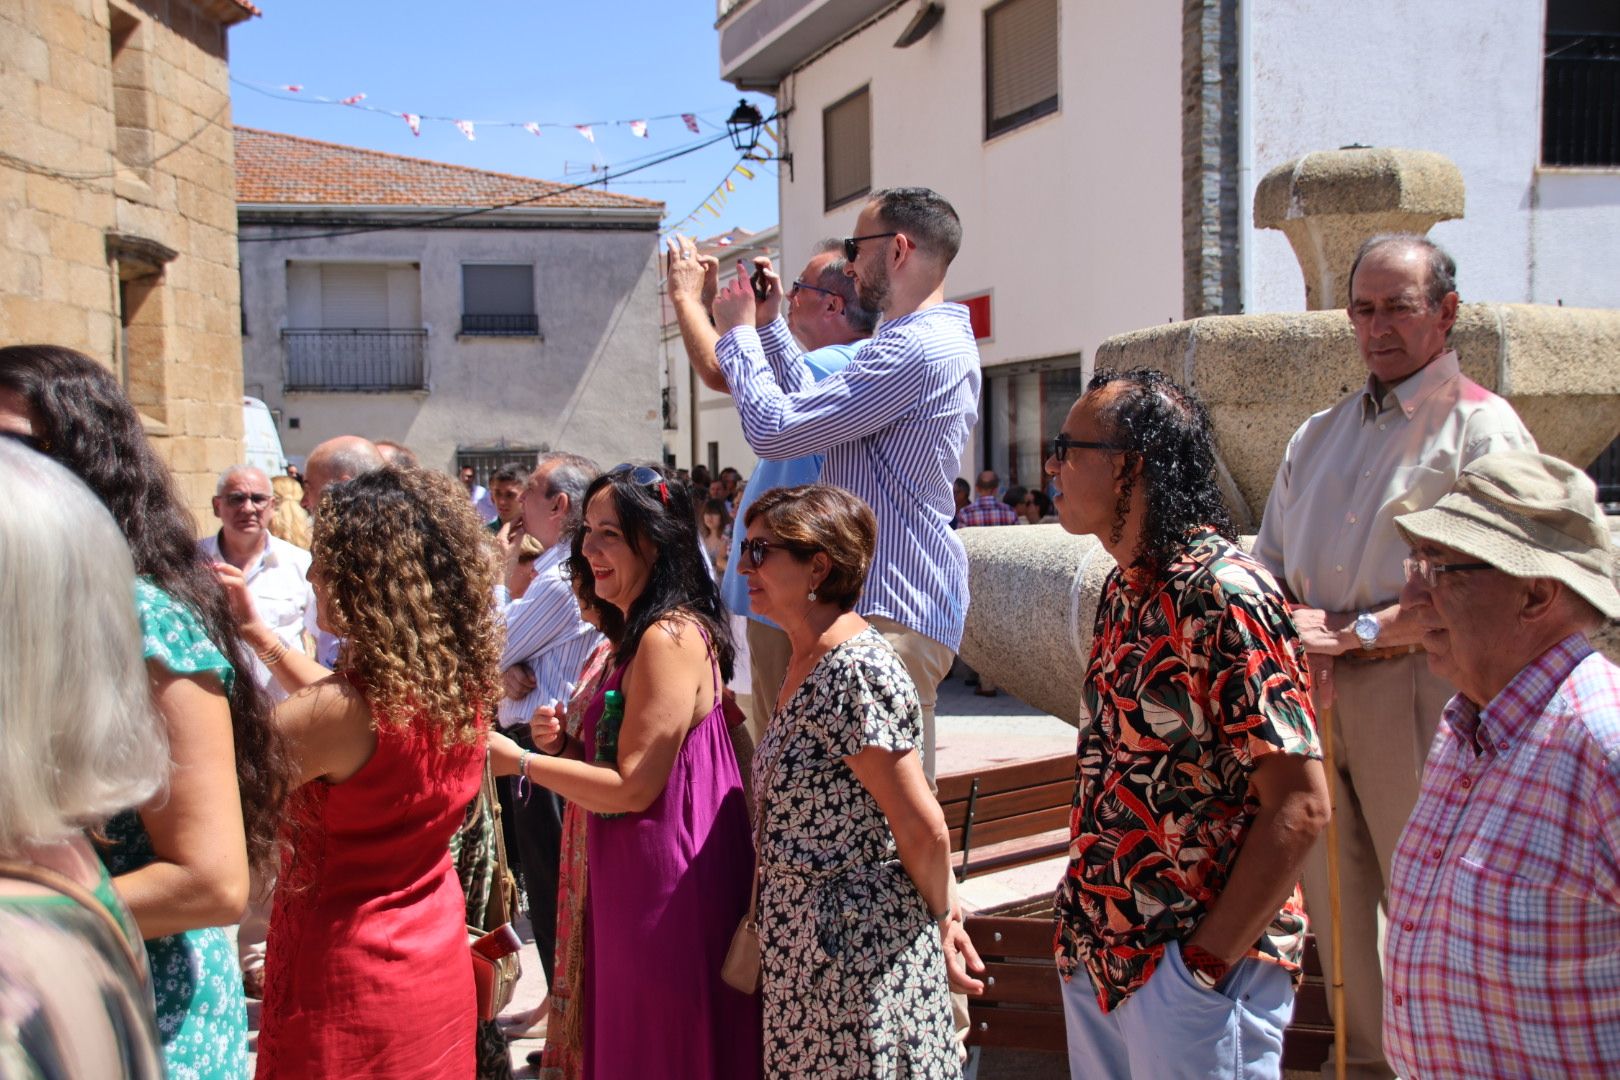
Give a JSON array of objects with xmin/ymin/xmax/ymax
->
[
  {"xmin": 740, "ymin": 484, "xmax": 976, "ymax": 1078},
  {"xmin": 0, "ymin": 346, "xmax": 292, "ymax": 1079}
]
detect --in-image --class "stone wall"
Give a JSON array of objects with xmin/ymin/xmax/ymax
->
[{"xmin": 0, "ymin": 0, "xmax": 250, "ymax": 525}]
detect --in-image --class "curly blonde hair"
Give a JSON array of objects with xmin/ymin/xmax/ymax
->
[
  {"xmin": 312, "ymin": 467, "xmax": 501, "ymax": 746},
  {"xmin": 269, "ymin": 474, "xmax": 312, "ymax": 549}
]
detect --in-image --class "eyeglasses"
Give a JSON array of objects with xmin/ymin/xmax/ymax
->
[
  {"xmin": 738, "ymin": 537, "xmax": 812, "ymax": 569},
  {"xmin": 1048, "ymin": 434, "xmax": 1125, "ymax": 462},
  {"xmin": 610, "ymin": 463, "xmax": 669, "ymax": 506},
  {"xmin": 223, "ymin": 492, "xmax": 276, "ymax": 508},
  {"xmin": 1403, "ymin": 555, "xmax": 1492, "ymax": 588},
  {"xmin": 842, "ymin": 232, "xmax": 899, "ymax": 262},
  {"xmin": 789, "ymin": 280, "xmax": 839, "ymax": 299}
]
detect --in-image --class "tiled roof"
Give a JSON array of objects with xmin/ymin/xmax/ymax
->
[{"xmin": 234, "ymin": 127, "xmax": 664, "ymax": 213}]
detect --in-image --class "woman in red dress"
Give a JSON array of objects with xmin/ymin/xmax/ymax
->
[{"xmin": 239, "ymin": 466, "xmax": 502, "ymax": 1079}]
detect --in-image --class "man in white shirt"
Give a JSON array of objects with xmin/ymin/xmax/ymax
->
[{"xmin": 198, "ymin": 464, "xmax": 312, "ymax": 704}]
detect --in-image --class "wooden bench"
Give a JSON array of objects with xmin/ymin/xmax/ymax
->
[
  {"xmin": 937, "ymin": 754, "xmax": 1074, "ymax": 882},
  {"xmin": 961, "ymin": 914, "xmax": 1334, "ymax": 1071}
]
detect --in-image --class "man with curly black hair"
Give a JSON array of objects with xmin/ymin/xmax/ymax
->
[{"xmin": 1046, "ymin": 368, "xmax": 1330, "ymax": 1079}]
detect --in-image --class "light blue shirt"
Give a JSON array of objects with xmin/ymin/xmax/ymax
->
[
  {"xmin": 498, "ymin": 542, "xmax": 604, "ymax": 730},
  {"xmin": 716, "ymin": 306, "xmax": 981, "ymax": 651},
  {"xmin": 720, "ymin": 341, "xmax": 859, "ymax": 627}
]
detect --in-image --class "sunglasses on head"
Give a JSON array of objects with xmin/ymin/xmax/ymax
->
[{"xmin": 610, "ymin": 463, "xmax": 670, "ymax": 505}]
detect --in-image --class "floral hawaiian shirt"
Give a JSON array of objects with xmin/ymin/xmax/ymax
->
[{"xmin": 1053, "ymin": 527, "xmax": 1321, "ymax": 1012}]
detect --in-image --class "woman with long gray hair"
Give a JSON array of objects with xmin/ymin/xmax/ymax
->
[{"xmin": 0, "ymin": 439, "xmax": 170, "ymax": 1077}]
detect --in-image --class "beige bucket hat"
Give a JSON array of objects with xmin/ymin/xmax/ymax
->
[{"xmin": 1394, "ymin": 450, "xmax": 1620, "ymax": 620}]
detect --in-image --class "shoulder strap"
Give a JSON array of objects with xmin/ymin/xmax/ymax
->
[
  {"xmin": 695, "ymin": 624, "xmax": 722, "ymax": 710},
  {"xmin": 0, "ymin": 858, "xmax": 147, "ymax": 988}
]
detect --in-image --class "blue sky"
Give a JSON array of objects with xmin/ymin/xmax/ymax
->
[{"xmin": 229, "ymin": 1, "xmax": 779, "ymax": 237}]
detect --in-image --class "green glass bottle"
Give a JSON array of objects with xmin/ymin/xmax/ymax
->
[{"xmin": 594, "ymin": 689, "xmax": 627, "ymax": 819}]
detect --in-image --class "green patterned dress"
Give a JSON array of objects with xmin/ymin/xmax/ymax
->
[{"xmin": 100, "ymin": 579, "xmax": 251, "ymax": 1079}]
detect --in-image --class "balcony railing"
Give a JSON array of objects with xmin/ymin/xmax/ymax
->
[
  {"xmin": 282, "ymin": 329, "xmax": 428, "ymax": 392},
  {"xmin": 1544, "ymin": 31, "xmax": 1620, "ymax": 166},
  {"xmin": 460, "ymin": 313, "xmax": 540, "ymax": 337}
]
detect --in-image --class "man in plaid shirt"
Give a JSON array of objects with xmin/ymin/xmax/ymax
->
[
  {"xmin": 955, "ymin": 470, "xmax": 1020, "ymax": 527},
  {"xmin": 1386, "ymin": 451, "xmax": 1620, "ymax": 1079}
]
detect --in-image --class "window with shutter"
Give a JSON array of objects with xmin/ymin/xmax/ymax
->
[
  {"xmin": 985, "ymin": 0, "xmax": 1060, "ymax": 139},
  {"xmin": 823, "ymin": 86, "xmax": 872, "ymax": 212},
  {"xmin": 1542, "ymin": 0, "xmax": 1620, "ymax": 167},
  {"xmin": 320, "ymin": 264, "xmax": 390, "ymax": 328},
  {"xmin": 462, "ymin": 264, "xmax": 539, "ymax": 336}
]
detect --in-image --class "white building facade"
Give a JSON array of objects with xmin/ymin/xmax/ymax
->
[
  {"xmin": 236, "ymin": 128, "xmax": 666, "ymax": 481},
  {"xmin": 718, "ymin": 0, "xmax": 1620, "ymax": 488}
]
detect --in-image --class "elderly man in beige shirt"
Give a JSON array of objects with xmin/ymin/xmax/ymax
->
[{"xmin": 1253, "ymin": 234, "xmax": 1535, "ymax": 1080}]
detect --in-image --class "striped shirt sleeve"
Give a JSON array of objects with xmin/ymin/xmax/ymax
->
[
  {"xmin": 757, "ymin": 316, "xmax": 809, "ymax": 394},
  {"xmin": 716, "ymin": 323, "xmax": 928, "ymax": 459}
]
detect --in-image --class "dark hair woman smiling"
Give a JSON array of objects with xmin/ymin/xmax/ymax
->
[{"xmin": 489, "ymin": 462, "xmax": 761, "ymax": 1079}]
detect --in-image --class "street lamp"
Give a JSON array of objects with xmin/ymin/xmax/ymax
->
[{"xmin": 726, "ymin": 100, "xmax": 765, "ymax": 154}]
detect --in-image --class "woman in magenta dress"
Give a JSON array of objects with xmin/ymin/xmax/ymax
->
[
  {"xmin": 492, "ymin": 463, "xmax": 761, "ymax": 1079},
  {"xmin": 243, "ymin": 466, "xmax": 503, "ymax": 1078}
]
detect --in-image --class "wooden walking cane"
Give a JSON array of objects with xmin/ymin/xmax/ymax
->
[{"xmin": 1316, "ymin": 690, "xmax": 1348, "ymax": 1080}]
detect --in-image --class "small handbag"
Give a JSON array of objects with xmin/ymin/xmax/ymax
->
[
  {"xmin": 721, "ymin": 706, "xmax": 781, "ymax": 995},
  {"xmin": 469, "ymin": 762, "xmax": 522, "ymax": 1021}
]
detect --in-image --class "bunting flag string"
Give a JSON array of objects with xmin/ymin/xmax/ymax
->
[
  {"xmin": 664, "ymin": 154, "xmax": 773, "ymax": 236},
  {"xmin": 232, "ymin": 77, "xmax": 748, "ymax": 146}
]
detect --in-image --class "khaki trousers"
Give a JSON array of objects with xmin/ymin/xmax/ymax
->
[
  {"xmin": 745, "ymin": 619, "xmax": 794, "ymax": 741},
  {"xmin": 1303, "ymin": 652, "xmax": 1453, "ymax": 1080},
  {"xmin": 867, "ymin": 615, "xmax": 954, "ymax": 784}
]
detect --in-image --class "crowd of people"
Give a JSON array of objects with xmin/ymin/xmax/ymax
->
[{"xmin": 0, "ymin": 184, "xmax": 1616, "ymax": 1080}]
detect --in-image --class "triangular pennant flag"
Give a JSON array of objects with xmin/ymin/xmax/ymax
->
[
  {"xmin": 402, "ymin": 113, "xmax": 421, "ymax": 136},
  {"xmin": 282, "ymin": 84, "xmax": 303, "ymax": 93},
  {"xmin": 629, "ymin": 120, "xmax": 648, "ymax": 138},
  {"xmin": 455, "ymin": 120, "xmax": 476, "ymax": 141},
  {"xmin": 524, "ymin": 122, "xmax": 542, "ymax": 137},
  {"xmin": 716, "ymin": 236, "xmax": 734, "ymax": 247},
  {"xmin": 339, "ymin": 93, "xmax": 366, "ymax": 106},
  {"xmin": 764, "ymin": 123, "xmax": 779, "ymax": 147},
  {"xmin": 705, "ymin": 200, "xmax": 721, "ymax": 218},
  {"xmin": 734, "ymin": 164, "xmax": 755, "ymax": 180},
  {"xmin": 725, "ymin": 178, "xmax": 736, "ymax": 193},
  {"xmin": 682, "ymin": 113, "xmax": 700, "ymax": 134},
  {"xmin": 575, "ymin": 125, "xmax": 595, "ymax": 143}
]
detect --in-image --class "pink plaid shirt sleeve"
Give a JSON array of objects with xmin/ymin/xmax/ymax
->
[
  {"xmin": 1384, "ymin": 634, "xmax": 1620, "ymax": 1079},
  {"xmin": 956, "ymin": 495, "xmax": 1020, "ymax": 527}
]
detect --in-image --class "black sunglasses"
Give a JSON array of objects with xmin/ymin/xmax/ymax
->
[
  {"xmin": 789, "ymin": 280, "xmax": 839, "ymax": 299},
  {"xmin": 842, "ymin": 232, "xmax": 899, "ymax": 262},
  {"xmin": 1049, "ymin": 434, "xmax": 1125, "ymax": 461},
  {"xmin": 223, "ymin": 492, "xmax": 276, "ymax": 508},
  {"xmin": 738, "ymin": 537, "xmax": 813, "ymax": 569},
  {"xmin": 610, "ymin": 463, "xmax": 669, "ymax": 506}
]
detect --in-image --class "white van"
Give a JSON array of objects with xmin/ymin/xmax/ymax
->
[{"xmin": 242, "ymin": 396, "xmax": 287, "ymax": 477}]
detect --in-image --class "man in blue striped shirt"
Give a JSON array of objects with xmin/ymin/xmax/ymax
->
[
  {"xmin": 712, "ymin": 187, "xmax": 981, "ymax": 780},
  {"xmin": 498, "ymin": 451, "xmax": 603, "ymax": 1008},
  {"xmin": 667, "ymin": 235, "xmax": 876, "ymax": 728}
]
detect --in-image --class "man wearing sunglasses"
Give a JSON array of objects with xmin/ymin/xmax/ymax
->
[
  {"xmin": 666, "ymin": 235, "xmax": 874, "ymax": 728},
  {"xmin": 1252, "ymin": 235, "xmax": 1536, "ymax": 1079},
  {"xmin": 198, "ymin": 464, "xmax": 312, "ymax": 704},
  {"xmin": 709, "ymin": 186, "xmax": 980, "ymax": 783}
]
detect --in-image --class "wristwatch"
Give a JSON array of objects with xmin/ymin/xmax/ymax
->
[{"xmin": 1353, "ymin": 610, "xmax": 1380, "ymax": 650}]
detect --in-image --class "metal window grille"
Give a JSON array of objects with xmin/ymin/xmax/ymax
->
[
  {"xmin": 1544, "ymin": 30, "xmax": 1620, "ymax": 166},
  {"xmin": 823, "ymin": 86, "xmax": 871, "ymax": 211},
  {"xmin": 985, "ymin": 0, "xmax": 1060, "ymax": 139},
  {"xmin": 662, "ymin": 386, "xmax": 677, "ymax": 430},
  {"xmin": 457, "ymin": 445, "xmax": 543, "ymax": 491},
  {"xmin": 462, "ymin": 264, "xmax": 539, "ymax": 336}
]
